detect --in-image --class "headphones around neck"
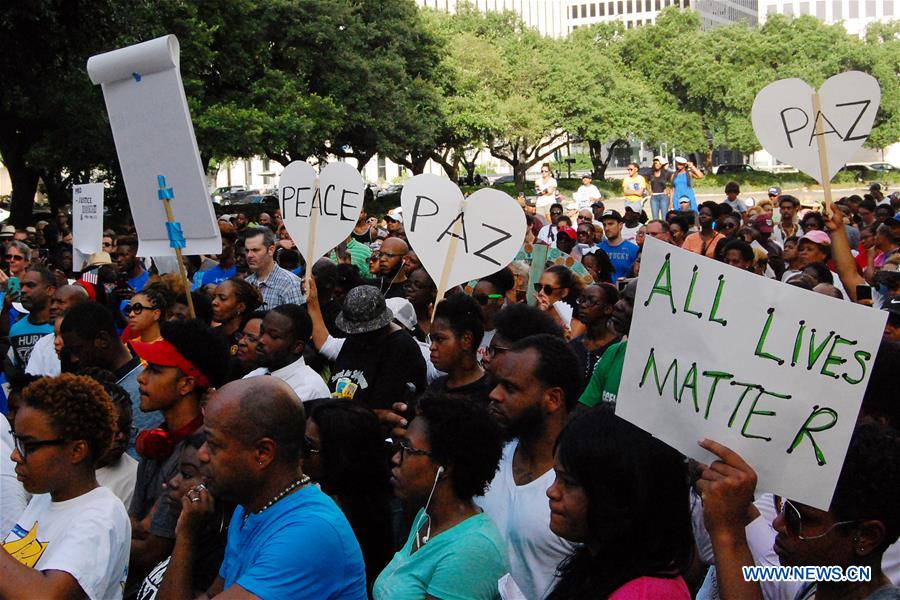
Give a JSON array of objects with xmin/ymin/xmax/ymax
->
[{"xmin": 135, "ymin": 415, "xmax": 203, "ymax": 462}]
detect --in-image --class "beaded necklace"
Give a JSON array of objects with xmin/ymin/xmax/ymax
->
[{"xmin": 241, "ymin": 474, "xmax": 311, "ymax": 528}]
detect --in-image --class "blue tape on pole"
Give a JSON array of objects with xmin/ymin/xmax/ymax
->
[
  {"xmin": 158, "ymin": 188, "xmax": 174, "ymax": 200},
  {"xmin": 157, "ymin": 175, "xmax": 167, "ymax": 188},
  {"xmin": 132, "ymin": 72, "xmax": 142, "ymax": 82},
  {"xmin": 166, "ymin": 222, "xmax": 186, "ymax": 249}
]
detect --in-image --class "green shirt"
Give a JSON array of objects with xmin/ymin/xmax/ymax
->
[
  {"xmin": 578, "ymin": 340, "xmax": 628, "ymax": 407},
  {"xmin": 373, "ymin": 509, "xmax": 508, "ymax": 600}
]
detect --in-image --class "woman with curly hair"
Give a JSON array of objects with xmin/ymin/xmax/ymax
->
[
  {"xmin": 211, "ymin": 277, "xmax": 263, "ymax": 354},
  {"xmin": 1, "ymin": 374, "xmax": 131, "ymax": 600},
  {"xmin": 374, "ymin": 393, "xmax": 508, "ymax": 600}
]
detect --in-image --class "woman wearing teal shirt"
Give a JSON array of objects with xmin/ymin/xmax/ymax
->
[{"xmin": 374, "ymin": 393, "xmax": 508, "ymax": 600}]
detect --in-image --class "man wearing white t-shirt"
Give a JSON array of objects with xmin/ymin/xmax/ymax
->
[
  {"xmin": 1, "ymin": 374, "xmax": 130, "ymax": 600},
  {"xmin": 573, "ymin": 174, "xmax": 602, "ymax": 210},
  {"xmin": 477, "ymin": 334, "xmax": 582, "ymax": 599}
]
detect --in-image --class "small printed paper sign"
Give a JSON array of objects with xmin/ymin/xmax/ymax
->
[
  {"xmin": 279, "ymin": 161, "xmax": 364, "ymax": 265},
  {"xmin": 751, "ymin": 71, "xmax": 881, "ymax": 183},
  {"xmin": 400, "ymin": 174, "xmax": 526, "ymax": 291},
  {"xmin": 615, "ymin": 237, "xmax": 886, "ymax": 510},
  {"xmin": 72, "ymin": 183, "xmax": 104, "ymax": 272}
]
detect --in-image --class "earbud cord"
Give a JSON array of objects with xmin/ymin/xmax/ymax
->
[{"xmin": 415, "ymin": 466, "xmax": 443, "ymax": 550}]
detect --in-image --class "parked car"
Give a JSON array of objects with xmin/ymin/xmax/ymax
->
[
  {"xmin": 211, "ymin": 186, "xmax": 246, "ymax": 204},
  {"xmin": 221, "ymin": 189, "xmax": 260, "ymax": 205},
  {"xmin": 376, "ymin": 184, "xmax": 403, "ymax": 198},
  {"xmin": 839, "ymin": 164, "xmax": 878, "ymax": 182},
  {"xmin": 846, "ymin": 162, "xmax": 898, "ymax": 175},
  {"xmin": 715, "ymin": 164, "xmax": 757, "ymax": 174}
]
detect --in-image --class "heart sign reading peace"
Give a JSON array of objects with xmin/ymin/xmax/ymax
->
[
  {"xmin": 280, "ymin": 161, "xmax": 364, "ymax": 264},
  {"xmin": 401, "ymin": 174, "xmax": 526, "ymax": 291},
  {"xmin": 751, "ymin": 71, "xmax": 880, "ymax": 184}
]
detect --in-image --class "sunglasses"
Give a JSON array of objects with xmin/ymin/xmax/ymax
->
[
  {"xmin": 123, "ymin": 302, "xmax": 158, "ymax": 315},
  {"xmin": 721, "ymin": 222, "xmax": 737, "ymax": 230},
  {"xmin": 550, "ymin": 210, "xmax": 562, "ymax": 216},
  {"xmin": 5, "ymin": 254, "xmax": 24, "ymax": 261},
  {"xmin": 776, "ymin": 497, "xmax": 859, "ymax": 540},
  {"xmin": 486, "ymin": 344, "xmax": 511, "ymax": 359},
  {"xmin": 474, "ymin": 293, "xmax": 503, "ymax": 305},
  {"xmin": 533, "ymin": 283, "xmax": 562, "ymax": 295}
]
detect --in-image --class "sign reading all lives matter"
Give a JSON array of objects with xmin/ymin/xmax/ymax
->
[
  {"xmin": 87, "ymin": 35, "xmax": 221, "ymax": 256},
  {"xmin": 616, "ymin": 237, "xmax": 886, "ymax": 509},
  {"xmin": 72, "ymin": 183, "xmax": 104, "ymax": 272}
]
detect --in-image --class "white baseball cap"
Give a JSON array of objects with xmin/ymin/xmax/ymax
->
[{"xmin": 674, "ymin": 156, "xmax": 688, "ymax": 165}]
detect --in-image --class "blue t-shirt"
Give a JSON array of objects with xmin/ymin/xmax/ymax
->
[
  {"xmin": 373, "ymin": 509, "xmax": 508, "ymax": 600},
  {"xmin": 220, "ymin": 485, "xmax": 366, "ymax": 600},
  {"xmin": 672, "ymin": 172, "xmax": 697, "ymax": 212},
  {"xmin": 597, "ymin": 239, "xmax": 640, "ymax": 282},
  {"xmin": 129, "ymin": 270, "xmax": 150, "ymax": 293},
  {"xmin": 201, "ymin": 264, "xmax": 237, "ymax": 287},
  {"xmin": 9, "ymin": 316, "xmax": 54, "ymax": 369}
]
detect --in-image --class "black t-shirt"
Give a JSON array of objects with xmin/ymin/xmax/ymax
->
[
  {"xmin": 648, "ymin": 170, "xmax": 672, "ymax": 194},
  {"xmin": 569, "ymin": 335, "xmax": 621, "ymax": 380},
  {"xmin": 330, "ymin": 329, "xmax": 427, "ymax": 410},
  {"xmin": 427, "ymin": 373, "xmax": 493, "ymax": 405},
  {"xmin": 350, "ymin": 228, "xmax": 375, "ymax": 245}
]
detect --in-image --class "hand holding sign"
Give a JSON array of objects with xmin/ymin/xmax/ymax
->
[
  {"xmin": 751, "ymin": 72, "xmax": 880, "ymax": 188},
  {"xmin": 401, "ymin": 175, "xmax": 525, "ymax": 299},
  {"xmin": 280, "ymin": 161, "xmax": 364, "ymax": 265}
]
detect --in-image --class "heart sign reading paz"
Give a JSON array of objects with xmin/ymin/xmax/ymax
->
[
  {"xmin": 280, "ymin": 161, "xmax": 364, "ymax": 264},
  {"xmin": 401, "ymin": 174, "xmax": 526, "ymax": 291},
  {"xmin": 751, "ymin": 71, "xmax": 880, "ymax": 184}
]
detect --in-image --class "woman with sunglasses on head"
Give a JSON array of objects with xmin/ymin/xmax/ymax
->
[
  {"xmin": 126, "ymin": 285, "xmax": 169, "ymax": 344},
  {"xmin": 302, "ymin": 399, "xmax": 394, "ymax": 597},
  {"xmin": 535, "ymin": 265, "xmax": 583, "ymax": 338},
  {"xmin": 473, "ymin": 269, "xmax": 515, "ymax": 362},
  {"xmin": 211, "ymin": 277, "xmax": 263, "ymax": 355},
  {"xmin": 545, "ymin": 405, "xmax": 694, "ymax": 600},
  {"xmin": 428, "ymin": 292, "xmax": 492, "ymax": 404},
  {"xmin": 568, "ymin": 283, "xmax": 620, "ymax": 380},
  {"xmin": 696, "ymin": 423, "xmax": 900, "ymax": 600},
  {"xmin": 374, "ymin": 393, "xmax": 508, "ymax": 600}
]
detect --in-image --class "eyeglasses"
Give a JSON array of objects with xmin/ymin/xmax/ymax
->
[
  {"xmin": 11, "ymin": 431, "xmax": 67, "ymax": 460},
  {"xmin": 486, "ymin": 344, "xmax": 511, "ymax": 359},
  {"xmin": 123, "ymin": 302, "xmax": 157, "ymax": 315},
  {"xmin": 550, "ymin": 210, "xmax": 562, "ymax": 216},
  {"xmin": 777, "ymin": 497, "xmax": 859, "ymax": 540},
  {"xmin": 474, "ymin": 293, "xmax": 503, "ymax": 305},
  {"xmin": 236, "ymin": 332, "xmax": 259, "ymax": 344},
  {"xmin": 721, "ymin": 222, "xmax": 737, "ymax": 230},
  {"xmin": 5, "ymin": 254, "xmax": 24, "ymax": 261},
  {"xmin": 576, "ymin": 297, "xmax": 600, "ymax": 306},
  {"xmin": 533, "ymin": 283, "xmax": 562, "ymax": 294},
  {"xmin": 392, "ymin": 439, "xmax": 432, "ymax": 463},
  {"xmin": 304, "ymin": 435, "xmax": 320, "ymax": 456},
  {"xmin": 377, "ymin": 251, "xmax": 405, "ymax": 259},
  {"xmin": 577, "ymin": 216, "xmax": 592, "ymax": 221}
]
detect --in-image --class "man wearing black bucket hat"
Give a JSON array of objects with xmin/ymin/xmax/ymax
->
[{"xmin": 329, "ymin": 285, "xmax": 426, "ymax": 425}]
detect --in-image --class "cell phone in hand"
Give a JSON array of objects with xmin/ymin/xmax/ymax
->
[
  {"xmin": 8, "ymin": 276, "xmax": 20, "ymax": 297},
  {"xmin": 856, "ymin": 285, "xmax": 873, "ymax": 302}
]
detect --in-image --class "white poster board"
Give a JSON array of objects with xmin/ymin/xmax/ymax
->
[
  {"xmin": 71, "ymin": 183, "xmax": 104, "ymax": 272},
  {"xmin": 280, "ymin": 161, "xmax": 364, "ymax": 265},
  {"xmin": 616, "ymin": 237, "xmax": 886, "ymax": 509},
  {"xmin": 87, "ymin": 35, "xmax": 221, "ymax": 257},
  {"xmin": 751, "ymin": 72, "xmax": 880, "ymax": 184},
  {"xmin": 400, "ymin": 175, "xmax": 526, "ymax": 290}
]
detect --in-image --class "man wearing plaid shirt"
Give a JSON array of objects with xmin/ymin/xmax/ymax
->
[{"xmin": 244, "ymin": 227, "xmax": 304, "ymax": 309}]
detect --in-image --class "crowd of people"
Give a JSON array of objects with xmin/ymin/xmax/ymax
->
[{"xmin": 0, "ymin": 164, "xmax": 898, "ymax": 600}]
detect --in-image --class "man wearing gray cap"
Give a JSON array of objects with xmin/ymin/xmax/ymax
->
[{"xmin": 329, "ymin": 285, "xmax": 426, "ymax": 423}]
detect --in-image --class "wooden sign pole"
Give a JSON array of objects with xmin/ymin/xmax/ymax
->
[
  {"xmin": 811, "ymin": 92, "xmax": 834, "ymax": 217},
  {"xmin": 157, "ymin": 175, "xmax": 196, "ymax": 319},
  {"xmin": 432, "ymin": 199, "xmax": 466, "ymax": 321}
]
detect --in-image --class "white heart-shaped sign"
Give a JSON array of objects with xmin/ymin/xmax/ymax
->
[
  {"xmin": 751, "ymin": 71, "xmax": 880, "ymax": 183},
  {"xmin": 280, "ymin": 161, "xmax": 364, "ymax": 264},
  {"xmin": 401, "ymin": 174, "xmax": 526, "ymax": 291}
]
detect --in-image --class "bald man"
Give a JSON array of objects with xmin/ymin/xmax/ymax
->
[
  {"xmin": 156, "ymin": 377, "xmax": 367, "ymax": 599},
  {"xmin": 26, "ymin": 284, "xmax": 90, "ymax": 376},
  {"xmin": 376, "ymin": 237, "xmax": 410, "ymax": 299}
]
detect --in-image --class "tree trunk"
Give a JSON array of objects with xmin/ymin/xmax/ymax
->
[
  {"xmin": 8, "ymin": 162, "xmax": 40, "ymax": 229},
  {"xmin": 588, "ymin": 138, "xmax": 625, "ymax": 180},
  {"xmin": 704, "ymin": 143, "xmax": 714, "ymax": 173},
  {"xmin": 513, "ymin": 162, "xmax": 528, "ymax": 192}
]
